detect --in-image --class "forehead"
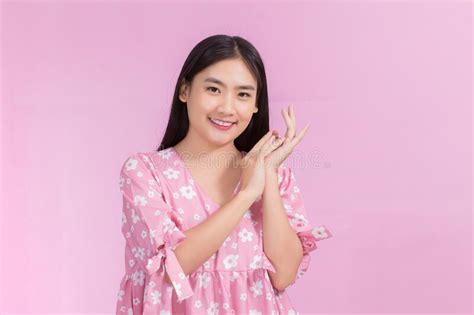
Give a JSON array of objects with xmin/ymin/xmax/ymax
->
[{"xmin": 197, "ymin": 58, "xmax": 257, "ymax": 87}]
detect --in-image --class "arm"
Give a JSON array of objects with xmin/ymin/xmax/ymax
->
[
  {"xmin": 165, "ymin": 190, "xmax": 255, "ymax": 284},
  {"xmin": 262, "ymin": 168, "xmax": 304, "ymax": 291}
]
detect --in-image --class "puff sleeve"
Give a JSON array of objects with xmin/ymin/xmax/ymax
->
[
  {"xmin": 119, "ymin": 152, "xmax": 194, "ymax": 306},
  {"xmin": 277, "ymin": 163, "xmax": 333, "ymax": 284}
]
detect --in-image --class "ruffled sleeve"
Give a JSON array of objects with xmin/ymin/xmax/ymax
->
[
  {"xmin": 119, "ymin": 152, "xmax": 194, "ymax": 305},
  {"xmin": 277, "ymin": 163, "xmax": 333, "ymax": 284}
]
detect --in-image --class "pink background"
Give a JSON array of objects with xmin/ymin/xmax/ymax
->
[{"xmin": 1, "ymin": 1, "xmax": 471, "ymax": 314}]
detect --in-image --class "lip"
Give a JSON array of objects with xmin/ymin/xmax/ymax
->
[
  {"xmin": 208, "ymin": 117, "xmax": 237, "ymax": 124},
  {"xmin": 208, "ymin": 117, "xmax": 236, "ymax": 131}
]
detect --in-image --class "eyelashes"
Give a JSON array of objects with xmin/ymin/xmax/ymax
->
[{"xmin": 207, "ymin": 87, "xmax": 251, "ymax": 98}]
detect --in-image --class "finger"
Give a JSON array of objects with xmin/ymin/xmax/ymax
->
[
  {"xmin": 248, "ymin": 130, "xmax": 273, "ymax": 155},
  {"xmin": 259, "ymin": 134, "xmax": 278, "ymax": 159},
  {"xmin": 282, "ymin": 108, "xmax": 292, "ymax": 139},
  {"xmin": 290, "ymin": 123, "xmax": 310, "ymax": 147},
  {"xmin": 283, "ymin": 106, "xmax": 295, "ymax": 140},
  {"xmin": 289, "ymin": 104, "xmax": 296, "ymax": 126}
]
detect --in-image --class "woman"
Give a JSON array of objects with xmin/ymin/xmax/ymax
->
[{"xmin": 116, "ymin": 34, "xmax": 332, "ymax": 314}]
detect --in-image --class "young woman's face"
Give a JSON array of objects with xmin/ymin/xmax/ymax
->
[{"xmin": 179, "ymin": 58, "xmax": 259, "ymax": 149}]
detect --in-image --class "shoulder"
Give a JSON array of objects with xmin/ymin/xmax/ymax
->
[{"xmin": 120, "ymin": 148, "xmax": 176, "ymax": 174}]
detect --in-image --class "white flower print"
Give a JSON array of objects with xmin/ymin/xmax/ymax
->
[
  {"xmin": 177, "ymin": 207, "xmax": 184, "ymax": 214},
  {"xmin": 125, "ymin": 158, "xmax": 139, "ymax": 171},
  {"xmin": 158, "ymin": 148, "xmax": 173, "ymax": 160},
  {"xmin": 231, "ymin": 243, "xmax": 238, "ymax": 250},
  {"xmin": 198, "ymin": 272, "xmax": 211, "ymax": 288},
  {"xmin": 119, "ymin": 176, "xmax": 125, "ymax": 188},
  {"xmin": 149, "ymin": 228, "xmax": 157, "ymax": 239},
  {"xmin": 203, "ymin": 261, "xmax": 210, "ymax": 269},
  {"xmin": 194, "ymin": 213, "xmax": 201, "ymax": 221},
  {"xmin": 243, "ymin": 210, "xmax": 252, "ymax": 219},
  {"xmin": 178, "ymin": 272, "xmax": 186, "ymax": 279},
  {"xmin": 249, "ymin": 310, "xmax": 262, "ymax": 315},
  {"xmin": 131, "ymin": 209, "xmax": 140, "ymax": 224},
  {"xmin": 180, "ymin": 185, "xmax": 197, "ymax": 200},
  {"xmin": 277, "ymin": 173, "xmax": 283, "ymax": 184},
  {"xmin": 223, "ymin": 254, "xmax": 239, "ymax": 269},
  {"xmin": 206, "ymin": 301, "xmax": 219, "ymax": 315},
  {"xmin": 205, "ymin": 203, "xmax": 211, "ymax": 210},
  {"xmin": 117, "ymin": 289, "xmax": 124, "ymax": 301},
  {"xmin": 154, "ymin": 209, "xmax": 162, "ymax": 216},
  {"xmin": 172, "ymin": 281, "xmax": 182, "ymax": 297},
  {"xmin": 132, "ymin": 298, "xmax": 140, "ymax": 305},
  {"xmin": 163, "ymin": 167, "xmax": 180, "ymax": 179},
  {"xmin": 250, "ymin": 280, "xmax": 263, "ymax": 297},
  {"xmin": 240, "ymin": 293, "xmax": 247, "ymax": 301},
  {"xmin": 223, "ymin": 236, "xmax": 231, "ymax": 247},
  {"xmin": 150, "ymin": 290, "xmax": 162, "ymax": 304},
  {"xmin": 288, "ymin": 309, "xmax": 297, "ymax": 315},
  {"xmin": 133, "ymin": 194, "xmax": 148, "ymax": 207},
  {"xmin": 238, "ymin": 228, "xmax": 253, "ymax": 243},
  {"xmin": 162, "ymin": 216, "xmax": 178, "ymax": 234},
  {"xmin": 223, "ymin": 303, "xmax": 229, "ymax": 309},
  {"xmin": 127, "ymin": 308, "xmax": 133, "ymax": 315},
  {"xmin": 195, "ymin": 300, "xmax": 203, "ymax": 309},
  {"xmin": 132, "ymin": 247, "xmax": 145, "ymax": 261},
  {"xmin": 121, "ymin": 211, "xmax": 127, "ymax": 225},
  {"xmin": 131, "ymin": 270, "xmax": 145, "ymax": 286},
  {"xmin": 128, "ymin": 259, "xmax": 135, "ymax": 268},
  {"xmin": 283, "ymin": 203, "xmax": 293, "ymax": 214},
  {"xmin": 312, "ymin": 226, "xmax": 329, "ymax": 239},
  {"xmin": 291, "ymin": 213, "xmax": 308, "ymax": 229},
  {"xmin": 147, "ymin": 189, "xmax": 156, "ymax": 198},
  {"xmin": 173, "ymin": 192, "xmax": 180, "ymax": 199},
  {"xmin": 141, "ymin": 230, "xmax": 147, "ymax": 239},
  {"xmin": 293, "ymin": 185, "xmax": 300, "ymax": 193},
  {"xmin": 249, "ymin": 255, "xmax": 262, "ymax": 270},
  {"xmin": 230, "ymin": 271, "xmax": 239, "ymax": 282},
  {"xmin": 266, "ymin": 292, "xmax": 273, "ymax": 301}
]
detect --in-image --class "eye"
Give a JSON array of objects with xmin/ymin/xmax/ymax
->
[
  {"xmin": 239, "ymin": 92, "xmax": 251, "ymax": 98},
  {"xmin": 207, "ymin": 87, "xmax": 219, "ymax": 93}
]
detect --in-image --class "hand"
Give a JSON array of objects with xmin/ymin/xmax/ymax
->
[
  {"xmin": 264, "ymin": 105, "xmax": 310, "ymax": 173},
  {"xmin": 239, "ymin": 130, "xmax": 283, "ymax": 201}
]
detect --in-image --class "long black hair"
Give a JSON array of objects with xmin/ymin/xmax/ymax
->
[{"xmin": 157, "ymin": 34, "xmax": 270, "ymax": 153}]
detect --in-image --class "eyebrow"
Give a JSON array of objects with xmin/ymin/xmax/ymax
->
[{"xmin": 204, "ymin": 77, "xmax": 256, "ymax": 91}]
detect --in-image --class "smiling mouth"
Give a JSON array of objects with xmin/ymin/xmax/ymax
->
[{"xmin": 208, "ymin": 117, "xmax": 237, "ymax": 126}]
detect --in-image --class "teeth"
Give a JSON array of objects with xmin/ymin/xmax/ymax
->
[{"xmin": 210, "ymin": 118, "xmax": 234, "ymax": 127}]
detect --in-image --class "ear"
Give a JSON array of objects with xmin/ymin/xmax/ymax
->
[
  {"xmin": 179, "ymin": 80, "xmax": 189, "ymax": 103},
  {"xmin": 253, "ymin": 106, "xmax": 259, "ymax": 113}
]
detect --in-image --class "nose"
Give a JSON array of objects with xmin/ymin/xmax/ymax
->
[{"xmin": 216, "ymin": 94, "xmax": 236, "ymax": 114}]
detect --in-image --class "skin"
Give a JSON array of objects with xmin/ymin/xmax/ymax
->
[{"xmin": 168, "ymin": 57, "xmax": 310, "ymax": 291}]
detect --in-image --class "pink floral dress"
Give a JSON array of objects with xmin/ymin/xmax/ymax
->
[{"xmin": 115, "ymin": 147, "xmax": 333, "ymax": 314}]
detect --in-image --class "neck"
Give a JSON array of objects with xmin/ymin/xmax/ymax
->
[{"xmin": 173, "ymin": 129, "xmax": 242, "ymax": 170}]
